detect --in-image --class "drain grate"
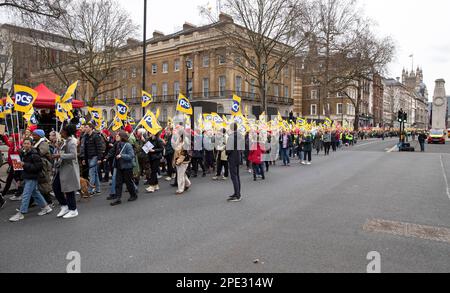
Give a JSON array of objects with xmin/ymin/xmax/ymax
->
[{"xmin": 363, "ymin": 219, "xmax": 450, "ymax": 244}]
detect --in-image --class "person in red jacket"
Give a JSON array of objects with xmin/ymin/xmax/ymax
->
[
  {"xmin": 248, "ymin": 140, "xmax": 265, "ymax": 181},
  {"xmin": 1, "ymin": 133, "xmax": 23, "ymax": 204}
]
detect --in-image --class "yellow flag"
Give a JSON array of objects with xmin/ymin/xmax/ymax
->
[
  {"xmin": 115, "ymin": 99, "xmax": 129, "ymax": 121},
  {"xmin": 155, "ymin": 108, "xmax": 160, "ymax": 120},
  {"xmin": 23, "ymin": 107, "xmax": 34, "ymax": 121},
  {"xmin": 142, "ymin": 90, "xmax": 153, "ymax": 108},
  {"xmin": 55, "ymin": 97, "xmax": 68, "ymax": 123},
  {"xmin": 176, "ymin": 93, "xmax": 193, "ymax": 115},
  {"xmin": 112, "ymin": 115, "xmax": 123, "ymax": 132},
  {"xmin": 0, "ymin": 100, "xmax": 6, "ymax": 119},
  {"xmin": 139, "ymin": 110, "xmax": 162, "ymax": 135},
  {"xmin": 14, "ymin": 85, "xmax": 38, "ymax": 113},
  {"xmin": 88, "ymin": 107, "xmax": 102, "ymax": 122},
  {"xmin": 4, "ymin": 95, "xmax": 14, "ymax": 115},
  {"xmin": 61, "ymin": 81, "xmax": 78, "ymax": 105},
  {"xmin": 231, "ymin": 95, "xmax": 242, "ymax": 116}
]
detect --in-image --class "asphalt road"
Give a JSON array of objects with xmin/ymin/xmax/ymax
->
[{"xmin": 1, "ymin": 138, "xmax": 449, "ymax": 273}]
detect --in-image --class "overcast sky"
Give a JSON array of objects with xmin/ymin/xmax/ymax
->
[{"xmin": 1, "ymin": 0, "xmax": 449, "ymax": 100}]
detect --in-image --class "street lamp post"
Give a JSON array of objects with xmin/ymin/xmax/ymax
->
[
  {"xmin": 142, "ymin": 0, "xmax": 147, "ymax": 118},
  {"xmin": 186, "ymin": 59, "xmax": 192, "ymax": 99},
  {"xmin": 262, "ymin": 63, "xmax": 267, "ymax": 116}
]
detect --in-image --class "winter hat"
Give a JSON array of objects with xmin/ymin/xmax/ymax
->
[{"xmin": 33, "ymin": 129, "xmax": 46, "ymax": 138}]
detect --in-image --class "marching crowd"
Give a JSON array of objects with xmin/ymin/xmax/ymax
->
[{"xmin": 0, "ymin": 121, "xmax": 380, "ymax": 223}]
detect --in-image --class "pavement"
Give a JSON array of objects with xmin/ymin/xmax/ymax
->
[{"xmin": 0, "ymin": 138, "xmax": 449, "ymax": 273}]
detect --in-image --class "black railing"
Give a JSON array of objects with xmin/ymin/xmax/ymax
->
[{"xmin": 86, "ymin": 91, "xmax": 294, "ymax": 107}]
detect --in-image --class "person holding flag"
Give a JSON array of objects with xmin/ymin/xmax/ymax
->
[
  {"xmin": 81, "ymin": 122, "xmax": 106, "ymax": 196},
  {"xmin": 115, "ymin": 99, "xmax": 129, "ymax": 121}
]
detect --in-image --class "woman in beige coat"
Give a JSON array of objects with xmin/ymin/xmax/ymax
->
[{"xmin": 52, "ymin": 125, "xmax": 81, "ymax": 219}]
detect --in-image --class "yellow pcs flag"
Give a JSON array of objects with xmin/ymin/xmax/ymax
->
[
  {"xmin": 142, "ymin": 90, "xmax": 153, "ymax": 108},
  {"xmin": 0, "ymin": 100, "xmax": 6, "ymax": 119},
  {"xmin": 112, "ymin": 116, "xmax": 123, "ymax": 132},
  {"xmin": 56, "ymin": 98, "xmax": 68, "ymax": 123},
  {"xmin": 115, "ymin": 99, "xmax": 129, "ymax": 121},
  {"xmin": 139, "ymin": 110, "xmax": 162, "ymax": 135},
  {"xmin": 4, "ymin": 95, "xmax": 14, "ymax": 115},
  {"xmin": 88, "ymin": 107, "xmax": 102, "ymax": 122},
  {"xmin": 231, "ymin": 95, "xmax": 242, "ymax": 116},
  {"xmin": 61, "ymin": 81, "xmax": 78, "ymax": 111},
  {"xmin": 176, "ymin": 93, "xmax": 193, "ymax": 115},
  {"xmin": 14, "ymin": 85, "xmax": 38, "ymax": 113}
]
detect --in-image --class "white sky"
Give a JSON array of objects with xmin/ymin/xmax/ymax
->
[{"xmin": 1, "ymin": 0, "xmax": 449, "ymax": 99}]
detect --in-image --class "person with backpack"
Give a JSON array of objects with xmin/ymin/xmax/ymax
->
[
  {"xmin": 248, "ymin": 136, "xmax": 265, "ymax": 181},
  {"xmin": 82, "ymin": 123, "xmax": 106, "ymax": 196},
  {"xmin": 9, "ymin": 138, "xmax": 53, "ymax": 222},
  {"xmin": 110, "ymin": 131, "xmax": 138, "ymax": 206},
  {"xmin": 31, "ymin": 129, "xmax": 54, "ymax": 206}
]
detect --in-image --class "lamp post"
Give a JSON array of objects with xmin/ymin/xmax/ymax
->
[
  {"xmin": 262, "ymin": 63, "xmax": 267, "ymax": 116},
  {"xmin": 142, "ymin": 0, "xmax": 147, "ymax": 118},
  {"xmin": 186, "ymin": 59, "xmax": 192, "ymax": 99}
]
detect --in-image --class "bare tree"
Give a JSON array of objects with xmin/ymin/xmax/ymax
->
[
  {"xmin": 0, "ymin": 0, "xmax": 69, "ymax": 18},
  {"xmin": 299, "ymin": 0, "xmax": 363, "ymax": 117},
  {"xmin": 36, "ymin": 0, "xmax": 138, "ymax": 105},
  {"xmin": 202, "ymin": 0, "xmax": 308, "ymax": 115},
  {"xmin": 0, "ymin": 29, "xmax": 15, "ymax": 96},
  {"xmin": 331, "ymin": 28, "xmax": 395, "ymax": 130}
]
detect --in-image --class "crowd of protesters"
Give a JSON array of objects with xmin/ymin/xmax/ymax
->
[{"xmin": 0, "ymin": 121, "xmax": 427, "ymax": 223}]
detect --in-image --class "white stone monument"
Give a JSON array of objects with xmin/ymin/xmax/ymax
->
[{"xmin": 432, "ymin": 79, "xmax": 446, "ymax": 130}]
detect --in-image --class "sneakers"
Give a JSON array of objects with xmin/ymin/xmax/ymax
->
[
  {"xmin": 306, "ymin": 162, "xmax": 312, "ymax": 165},
  {"xmin": 38, "ymin": 206, "xmax": 53, "ymax": 216},
  {"xmin": 9, "ymin": 212, "xmax": 25, "ymax": 222},
  {"xmin": 212, "ymin": 176, "xmax": 219, "ymax": 181},
  {"xmin": 128, "ymin": 197, "xmax": 138, "ymax": 202},
  {"xmin": 146, "ymin": 186, "xmax": 155, "ymax": 193},
  {"xmin": 157, "ymin": 174, "xmax": 162, "ymax": 179},
  {"xmin": 63, "ymin": 210, "xmax": 79, "ymax": 219},
  {"xmin": 222, "ymin": 176, "xmax": 228, "ymax": 180},
  {"xmin": 227, "ymin": 196, "xmax": 242, "ymax": 202},
  {"xmin": 301, "ymin": 161, "xmax": 306, "ymax": 165},
  {"xmin": 155, "ymin": 185, "xmax": 160, "ymax": 191},
  {"xmin": 57, "ymin": 206, "xmax": 70, "ymax": 218},
  {"xmin": 106, "ymin": 195, "xmax": 116, "ymax": 201},
  {"xmin": 165, "ymin": 177, "xmax": 172, "ymax": 182},
  {"xmin": 9, "ymin": 195, "xmax": 22, "ymax": 202}
]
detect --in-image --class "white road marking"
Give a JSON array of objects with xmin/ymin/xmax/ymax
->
[
  {"xmin": 387, "ymin": 145, "xmax": 398, "ymax": 153},
  {"xmin": 353, "ymin": 139, "xmax": 395, "ymax": 148},
  {"xmin": 439, "ymin": 155, "xmax": 450, "ymax": 200}
]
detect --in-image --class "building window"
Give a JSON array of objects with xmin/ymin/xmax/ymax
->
[
  {"xmin": 218, "ymin": 54, "xmax": 226, "ymax": 65},
  {"xmin": 162, "ymin": 62, "xmax": 168, "ymax": 73},
  {"xmin": 122, "ymin": 69, "xmax": 127, "ymax": 79},
  {"xmin": 274, "ymin": 85, "xmax": 279, "ymax": 97},
  {"xmin": 122, "ymin": 87, "xmax": 127, "ymax": 100},
  {"xmin": 219, "ymin": 76, "xmax": 226, "ymax": 97},
  {"xmin": 311, "ymin": 104, "xmax": 317, "ymax": 116},
  {"xmin": 131, "ymin": 86, "xmax": 137, "ymax": 98},
  {"xmin": 174, "ymin": 59, "xmax": 180, "ymax": 72},
  {"xmin": 235, "ymin": 76, "xmax": 242, "ymax": 95},
  {"xmin": 284, "ymin": 86, "xmax": 289, "ymax": 98},
  {"xmin": 203, "ymin": 78, "xmax": 209, "ymax": 98},
  {"xmin": 131, "ymin": 67, "xmax": 137, "ymax": 78},
  {"xmin": 103, "ymin": 110, "xmax": 108, "ymax": 121},
  {"xmin": 347, "ymin": 104, "xmax": 354, "ymax": 116},
  {"xmin": 151, "ymin": 83, "xmax": 157, "ymax": 97},
  {"xmin": 203, "ymin": 55, "xmax": 209, "ymax": 67},
  {"xmin": 324, "ymin": 103, "xmax": 330, "ymax": 115},
  {"xmin": 217, "ymin": 104, "xmax": 224, "ymax": 113},
  {"xmin": 250, "ymin": 79, "xmax": 256, "ymax": 98},
  {"xmin": 162, "ymin": 82, "xmax": 168, "ymax": 99},
  {"xmin": 110, "ymin": 109, "xmax": 116, "ymax": 120},
  {"xmin": 311, "ymin": 90, "xmax": 318, "ymax": 99},
  {"xmin": 152, "ymin": 64, "xmax": 157, "ymax": 74},
  {"xmin": 162, "ymin": 109, "xmax": 168, "ymax": 122},
  {"xmin": 284, "ymin": 66, "xmax": 289, "ymax": 77},
  {"xmin": 337, "ymin": 103, "xmax": 343, "ymax": 115},
  {"xmin": 174, "ymin": 81, "xmax": 180, "ymax": 96}
]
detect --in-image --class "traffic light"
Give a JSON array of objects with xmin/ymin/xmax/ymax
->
[
  {"xmin": 398, "ymin": 110, "xmax": 403, "ymax": 122},
  {"xmin": 403, "ymin": 112, "xmax": 408, "ymax": 123}
]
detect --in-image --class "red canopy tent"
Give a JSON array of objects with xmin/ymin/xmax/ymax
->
[{"xmin": 2, "ymin": 83, "xmax": 85, "ymax": 109}]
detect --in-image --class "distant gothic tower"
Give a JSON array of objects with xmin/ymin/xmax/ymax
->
[{"xmin": 402, "ymin": 66, "xmax": 423, "ymax": 92}]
